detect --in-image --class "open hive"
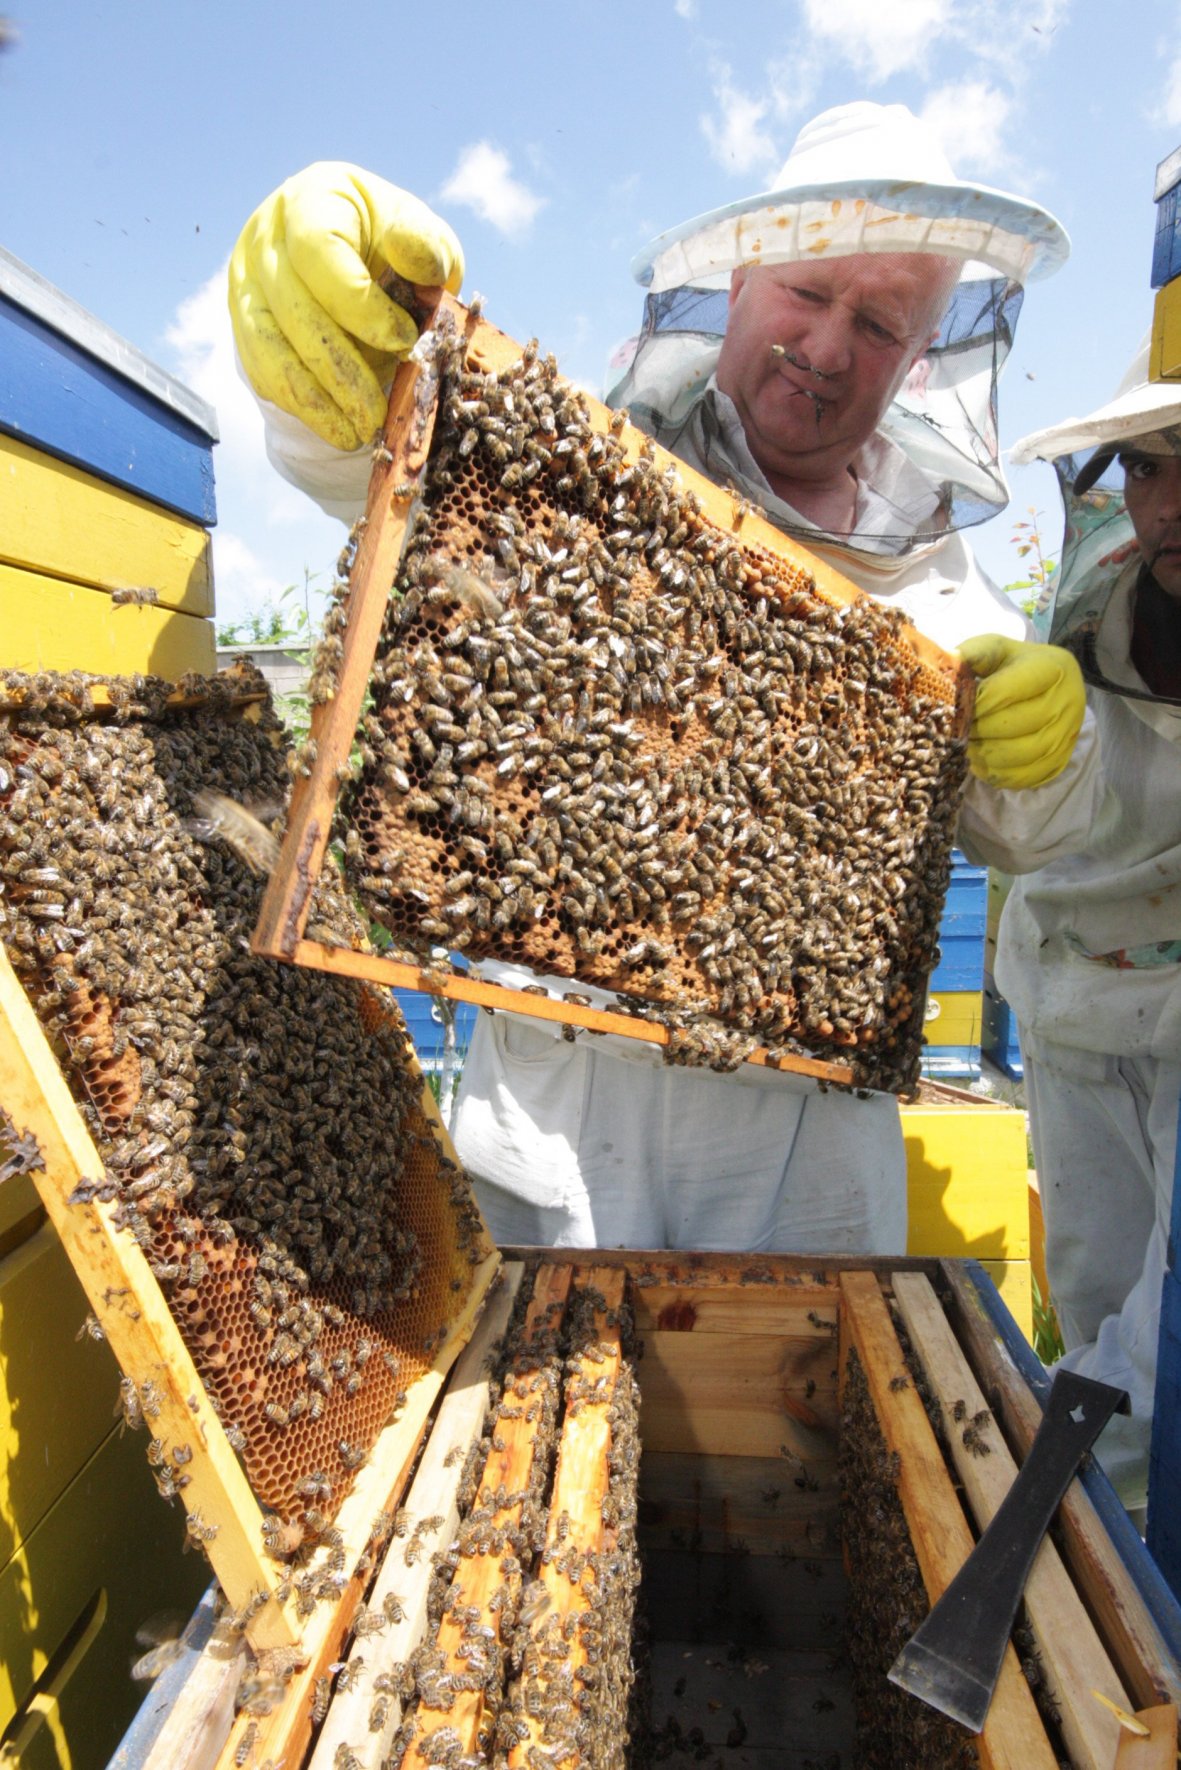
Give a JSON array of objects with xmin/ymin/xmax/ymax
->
[
  {"xmin": 2, "ymin": 728, "xmax": 1177, "ymax": 1769},
  {"xmin": 129, "ymin": 1252, "xmax": 1181, "ymax": 1770},
  {"xmin": 0, "ymin": 669, "xmax": 495, "ymax": 1649},
  {"xmin": 253, "ymin": 296, "xmax": 972, "ymax": 1095}
]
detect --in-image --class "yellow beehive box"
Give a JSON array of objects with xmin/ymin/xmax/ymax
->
[
  {"xmin": 0, "ymin": 247, "xmax": 221, "ymax": 1767},
  {"xmin": 903, "ymin": 1080, "xmax": 1032, "ymax": 1338}
]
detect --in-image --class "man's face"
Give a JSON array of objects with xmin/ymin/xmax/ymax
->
[
  {"xmin": 714, "ymin": 253, "xmax": 955, "ymax": 493},
  {"xmin": 1122, "ymin": 451, "xmax": 1181, "ymax": 600}
]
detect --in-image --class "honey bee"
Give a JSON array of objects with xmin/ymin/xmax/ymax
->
[{"xmin": 184, "ymin": 789, "xmax": 280, "ymax": 876}]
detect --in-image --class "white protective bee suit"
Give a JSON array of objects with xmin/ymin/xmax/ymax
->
[
  {"xmin": 252, "ymin": 104, "xmax": 1091, "ymax": 1257},
  {"xmin": 983, "ymin": 343, "xmax": 1181, "ymax": 1509}
]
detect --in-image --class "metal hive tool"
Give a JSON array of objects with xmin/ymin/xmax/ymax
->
[
  {"xmin": 253, "ymin": 296, "xmax": 973, "ymax": 1094},
  {"xmin": 0, "ymin": 668, "xmax": 498, "ymax": 1651}
]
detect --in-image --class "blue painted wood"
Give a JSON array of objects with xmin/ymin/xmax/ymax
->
[
  {"xmin": 109, "ymin": 1585, "xmax": 219, "ymax": 1768},
  {"xmin": 1146, "ymin": 1098, "xmax": 1181, "ymax": 1599},
  {"xmin": 394, "ymin": 988, "xmax": 478, "ymax": 1071},
  {"xmin": 982, "ymin": 975, "xmax": 1023, "ymax": 1080},
  {"xmin": 1152, "ymin": 183, "xmax": 1181, "ymax": 288},
  {"xmin": 929, "ymin": 936, "xmax": 986, "ymax": 992},
  {"xmin": 930, "ymin": 854, "xmax": 988, "ymax": 991},
  {"xmin": 920, "ymin": 1044, "xmax": 982, "ymax": 1080},
  {"xmin": 0, "ymin": 292, "xmax": 217, "ymax": 525},
  {"xmin": 966, "ymin": 1261, "xmax": 1181, "ymax": 1669}
]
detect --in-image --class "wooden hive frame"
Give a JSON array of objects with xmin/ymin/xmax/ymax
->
[{"xmin": 251, "ymin": 294, "xmax": 974, "ymax": 1090}]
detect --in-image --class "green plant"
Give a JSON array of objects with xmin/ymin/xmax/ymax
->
[
  {"xmin": 217, "ymin": 577, "xmax": 318, "ymax": 739},
  {"xmin": 1030, "ymin": 1272, "xmax": 1065, "ymax": 1367},
  {"xmin": 1005, "ymin": 507, "xmax": 1058, "ymax": 623}
]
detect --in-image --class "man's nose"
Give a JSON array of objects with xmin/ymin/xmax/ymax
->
[
  {"xmin": 1159, "ymin": 461, "xmax": 1181, "ymax": 523},
  {"xmin": 799, "ymin": 306, "xmax": 854, "ymax": 376}
]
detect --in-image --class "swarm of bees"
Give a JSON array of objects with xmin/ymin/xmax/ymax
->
[
  {"xmin": 0, "ymin": 668, "xmax": 486, "ymax": 1523},
  {"xmin": 325, "ymin": 326, "xmax": 968, "ymax": 1093}
]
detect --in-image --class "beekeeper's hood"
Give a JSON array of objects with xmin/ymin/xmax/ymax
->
[
  {"xmin": 609, "ymin": 101, "xmax": 1069, "ymax": 559},
  {"xmin": 1011, "ymin": 340, "xmax": 1181, "ymax": 712}
]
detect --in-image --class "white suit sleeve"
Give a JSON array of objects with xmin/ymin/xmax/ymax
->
[
  {"xmin": 237, "ymin": 349, "xmax": 372, "ymax": 525},
  {"xmin": 955, "ymin": 710, "xmax": 1105, "ymax": 873}
]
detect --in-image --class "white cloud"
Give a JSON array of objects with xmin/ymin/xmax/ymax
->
[
  {"xmin": 701, "ymin": 68, "xmax": 779, "ymax": 177},
  {"xmin": 1160, "ymin": 49, "xmax": 1181, "ymax": 129},
  {"xmin": 440, "ymin": 142, "xmax": 545, "ymax": 238},
  {"xmin": 674, "ymin": 0, "xmax": 697, "ymax": 16},
  {"xmin": 919, "ymin": 80, "xmax": 1014, "ymax": 179},
  {"xmin": 163, "ymin": 264, "xmax": 342, "ymax": 631},
  {"xmin": 801, "ymin": 0, "xmax": 950, "ymax": 83}
]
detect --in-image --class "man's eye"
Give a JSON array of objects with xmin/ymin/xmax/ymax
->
[
  {"xmin": 791, "ymin": 286, "xmax": 824, "ymax": 304},
  {"xmin": 861, "ymin": 318, "xmax": 897, "ymax": 345},
  {"xmin": 1126, "ymin": 460, "xmax": 1158, "ymax": 482}
]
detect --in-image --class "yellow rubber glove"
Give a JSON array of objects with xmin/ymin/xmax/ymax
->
[
  {"xmin": 958, "ymin": 634, "xmax": 1086, "ymax": 789},
  {"xmin": 229, "ymin": 162, "xmax": 464, "ymax": 451}
]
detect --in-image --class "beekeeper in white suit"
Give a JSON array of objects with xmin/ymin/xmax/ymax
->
[
  {"xmin": 229, "ymin": 102, "xmax": 1093, "ymax": 1256},
  {"xmin": 984, "ymin": 349, "xmax": 1181, "ymax": 1509}
]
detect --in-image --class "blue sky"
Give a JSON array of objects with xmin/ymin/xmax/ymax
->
[{"xmin": 4, "ymin": 0, "xmax": 1181, "ymax": 628}]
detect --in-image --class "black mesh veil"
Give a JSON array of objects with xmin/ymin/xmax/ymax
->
[
  {"xmin": 605, "ymin": 274, "xmax": 1025, "ymax": 557},
  {"xmin": 1035, "ymin": 452, "xmax": 1181, "ymax": 708}
]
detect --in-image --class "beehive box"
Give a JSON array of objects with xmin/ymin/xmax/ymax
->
[
  {"xmin": 0, "ymin": 248, "xmax": 220, "ymax": 1768},
  {"xmin": 252, "ymin": 294, "xmax": 972, "ymax": 1098},
  {"xmin": 109, "ymin": 1251, "xmax": 1181, "ymax": 1770}
]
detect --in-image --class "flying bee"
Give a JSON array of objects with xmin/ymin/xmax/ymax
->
[{"xmin": 184, "ymin": 790, "xmax": 280, "ymax": 876}]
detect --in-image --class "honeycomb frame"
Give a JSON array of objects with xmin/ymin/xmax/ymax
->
[
  {"xmin": 253, "ymin": 296, "xmax": 974, "ymax": 1094},
  {"xmin": 0, "ymin": 678, "xmax": 501, "ymax": 1656}
]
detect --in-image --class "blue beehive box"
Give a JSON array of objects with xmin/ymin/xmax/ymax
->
[
  {"xmin": 928, "ymin": 851, "xmax": 987, "ymax": 994},
  {"xmin": 921, "ymin": 850, "xmax": 987, "ymax": 1079},
  {"xmin": 1153, "ymin": 149, "xmax": 1181, "ymax": 289},
  {"xmin": 394, "ymin": 988, "xmax": 478, "ymax": 1073},
  {"xmin": 982, "ymin": 971, "xmax": 1024, "ymax": 1080}
]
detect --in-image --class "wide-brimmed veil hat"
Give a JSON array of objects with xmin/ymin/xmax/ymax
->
[
  {"xmin": 632, "ymin": 101, "xmax": 1068, "ymax": 293},
  {"xmin": 1012, "ymin": 338, "xmax": 1181, "ymax": 489},
  {"xmin": 610, "ymin": 102, "xmax": 1069, "ymax": 558},
  {"xmin": 1012, "ymin": 341, "xmax": 1181, "ymax": 692}
]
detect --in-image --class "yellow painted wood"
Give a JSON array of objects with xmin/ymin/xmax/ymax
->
[
  {"xmin": 978, "ymin": 1258, "xmax": 1035, "ymax": 1342},
  {"xmin": 0, "ymin": 562, "xmax": 215, "ymax": 678},
  {"xmin": 1028, "ymin": 1174, "xmax": 1051, "ymax": 1302},
  {"xmin": 903, "ymin": 1097, "xmax": 1030, "ymax": 1259},
  {"xmin": 0, "ymin": 946, "xmax": 293, "ymax": 1647},
  {"xmin": 0, "ymin": 1220, "xmax": 122, "ymax": 1573},
  {"xmin": 1151, "ymin": 279, "xmax": 1181, "ymax": 381},
  {"xmin": 0, "ymin": 1421, "xmax": 208, "ymax": 1763},
  {"xmin": 0, "ymin": 436, "xmax": 213, "ymax": 616},
  {"xmin": 922, "ymin": 988, "xmax": 983, "ymax": 1046},
  {"xmin": 0, "ymin": 1169, "xmax": 42, "ymax": 1248}
]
